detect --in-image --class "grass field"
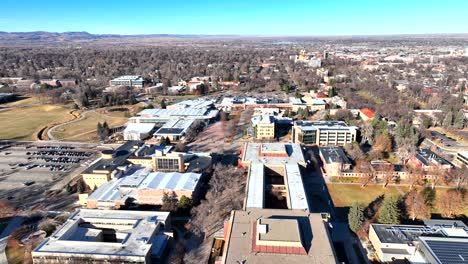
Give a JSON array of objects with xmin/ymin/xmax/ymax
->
[
  {"xmin": 327, "ymin": 184, "xmax": 405, "ymax": 208},
  {"xmin": 327, "ymin": 184, "xmax": 468, "ymax": 219},
  {"xmin": 0, "ymin": 104, "xmax": 71, "ymax": 140},
  {"xmin": 51, "ymin": 111, "xmax": 128, "ymax": 142}
]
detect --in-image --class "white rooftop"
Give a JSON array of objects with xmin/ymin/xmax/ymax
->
[
  {"xmin": 33, "ymin": 209, "xmax": 170, "ymax": 260},
  {"xmin": 138, "ymin": 108, "xmax": 209, "ymax": 117},
  {"xmin": 111, "ymin": 75, "xmax": 143, "ymax": 81},
  {"xmin": 170, "ymin": 98, "xmax": 215, "ymax": 109},
  {"xmin": 124, "ymin": 123, "xmax": 154, "ymax": 134},
  {"xmin": 242, "ymin": 143, "xmax": 306, "ymax": 165}
]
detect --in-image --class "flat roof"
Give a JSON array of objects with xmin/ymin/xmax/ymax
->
[
  {"xmin": 139, "ymin": 108, "xmax": 209, "ymax": 117},
  {"xmin": 170, "ymin": 98, "xmax": 215, "ymax": 109},
  {"xmin": 245, "ymin": 163, "xmax": 264, "ymax": 209},
  {"xmin": 419, "ymin": 236, "xmax": 468, "ymax": 264},
  {"xmin": 33, "ymin": 209, "xmax": 169, "ymax": 259},
  {"xmin": 82, "ymin": 141, "xmax": 141, "ymax": 174},
  {"xmin": 416, "ymin": 148, "xmax": 452, "ymax": 166},
  {"xmin": 87, "ymin": 167, "xmax": 201, "ymax": 203},
  {"xmin": 242, "ymin": 143, "xmax": 306, "ymax": 165},
  {"xmin": 111, "ymin": 75, "xmax": 143, "ymax": 81},
  {"xmin": 124, "ymin": 123, "xmax": 155, "ymax": 134},
  {"xmin": 154, "ymin": 119, "xmax": 194, "ymax": 136},
  {"xmin": 223, "ymin": 209, "xmax": 337, "ymax": 264},
  {"xmin": 319, "ymin": 147, "xmax": 352, "ymax": 164},
  {"xmin": 294, "ymin": 120, "xmax": 357, "ymax": 131},
  {"xmin": 371, "ymin": 224, "xmax": 444, "ymax": 244},
  {"xmin": 258, "ymin": 218, "xmax": 301, "ymax": 243},
  {"xmin": 285, "ymin": 164, "xmax": 309, "ymax": 210}
]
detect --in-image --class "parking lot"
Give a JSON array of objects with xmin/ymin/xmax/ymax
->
[{"xmin": 0, "ymin": 141, "xmax": 97, "ymax": 210}]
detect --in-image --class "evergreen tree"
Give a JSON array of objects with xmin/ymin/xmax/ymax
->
[
  {"xmin": 453, "ymin": 110, "xmax": 465, "ymax": 129},
  {"xmin": 97, "ymin": 122, "xmax": 103, "ymax": 139},
  {"xmin": 159, "ymin": 136, "xmax": 167, "ymax": 145},
  {"xmin": 165, "ymin": 137, "xmax": 171, "ymax": 145},
  {"xmin": 377, "ymin": 195, "xmax": 401, "ymax": 224},
  {"xmin": 160, "ymin": 99, "xmax": 167, "ymax": 109},
  {"xmin": 177, "ymin": 195, "xmax": 192, "ymax": 210},
  {"xmin": 101, "ymin": 121, "xmax": 110, "ymax": 140},
  {"xmin": 442, "ymin": 111, "xmax": 453, "ymax": 128},
  {"xmin": 420, "ymin": 186, "xmax": 436, "ymax": 207},
  {"xmin": 348, "ymin": 202, "xmax": 365, "ymax": 233}
]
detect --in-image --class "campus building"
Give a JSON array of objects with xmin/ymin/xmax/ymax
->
[
  {"xmin": 109, "ymin": 75, "xmax": 144, "ymax": 87},
  {"xmin": 319, "ymin": 146, "xmax": 352, "ymax": 176},
  {"xmin": 369, "ymin": 220, "xmax": 468, "ymax": 262},
  {"xmin": 82, "ymin": 141, "xmax": 141, "ymax": 189},
  {"xmin": 83, "ymin": 167, "xmax": 202, "ymax": 209},
  {"xmin": 454, "ymin": 151, "xmax": 468, "ymax": 167},
  {"xmin": 32, "ymin": 209, "xmax": 171, "ymax": 264},
  {"xmin": 240, "ymin": 143, "xmax": 308, "ymax": 210},
  {"xmin": 409, "ymin": 148, "xmax": 453, "ymax": 171},
  {"xmin": 251, "ymin": 115, "xmax": 275, "ymax": 140},
  {"xmin": 221, "ymin": 209, "xmax": 337, "ymax": 264},
  {"xmin": 130, "ymin": 108, "xmax": 218, "ymax": 124},
  {"xmin": 291, "ymin": 121, "xmax": 358, "ymax": 146},
  {"xmin": 123, "ymin": 123, "xmax": 156, "ymax": 141}
]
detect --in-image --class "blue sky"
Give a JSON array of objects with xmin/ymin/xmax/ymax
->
[{"xmin": 1, "ymin": 0, "xmax": 467, "ymax": 35}]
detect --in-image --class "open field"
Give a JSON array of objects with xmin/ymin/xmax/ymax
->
[
  {"xmin": 327, "ymin": 183, "xmax": 467, "ymax": 219},
  {"xmin": 50, "ymin": 110, "xmax": 128, "ymax": 142},
  {"xmin": 327, "ymin": 184, "xmax": 406, "ymax": 208},
  {"xmin": 0, "ymin": 105, "xmax": 71, "ymax": 140}
]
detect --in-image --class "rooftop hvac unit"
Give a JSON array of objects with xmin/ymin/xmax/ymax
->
[{"xmin": 258, "ymin": 224, "xmax": 268, "ymax": 234}]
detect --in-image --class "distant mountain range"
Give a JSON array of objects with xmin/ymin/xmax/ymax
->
[
  {"xmin": 0, "ymin": 31, "xmax": 241, "ymax": 42},
  {"xmin": 0, "ymin": 31, "xmax": 467, "ymax": 45}
]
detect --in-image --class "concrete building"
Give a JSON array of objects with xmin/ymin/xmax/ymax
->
[
  {"xmin": 221, "ymin": 209, "xmax": 337, "ymax": 264},
  {"xmin": 319, "ymin": 147, "xmax": 352, "ymax": 176},
  {"xmin": 109, "ymin": 75, "xmax": 144, "ymax": 87},
  {"xmin": 369, "ymin": 220, "xmax": 468, "ymax": 262},
  {"xmin": 84, "ymin": 167, "xmax": 202, "ymax": 209},
  {"xmin": 240, "ymin": 143, "xmax": 308, "ymax": 210},
  {"xmin": 123, "ymin": 123, "xmax": 155, "ymax": 141},
  {"xmin": 32, "ymin": 209, "xmax": 171, "ymax": 264},
  {"xmin": 251, "ymin": 115, "xmax": 275, "ymax": 140},
  {"xmin": 291, "ymin": 121, "xmax": 358, "ymax": 146}
]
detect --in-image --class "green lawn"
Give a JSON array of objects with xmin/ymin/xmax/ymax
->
[
  {"xmin": 0, "ymin": 104, "xmax": 71, "ymax": 140},
  {"xmin": 327, "ymin": 184, "xmax": 404, "ymax": 208}
]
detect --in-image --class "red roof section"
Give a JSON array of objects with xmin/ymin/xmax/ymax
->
[
  {"xmin": 316, "ymin": 92, "xmax": 328, "ymax": 98},
  {"xmin": 251, "ymin": 222, "xmax": 307, "ymax": 255},
  {"xmin": 360, "ymin": 108, "xmax": 375, "ymax": 118}
]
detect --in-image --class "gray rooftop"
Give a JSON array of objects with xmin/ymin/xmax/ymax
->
[
  {"xmin": 33, "ymin": 209, "xmax": 170, "ymax": 260},
  {"xmin": 319, "ymin": 147, "xmax": 352, "ymax": 164},
  {"xmin": 419, "ymin": 236, "xmax": 468, "ymax": 264}
]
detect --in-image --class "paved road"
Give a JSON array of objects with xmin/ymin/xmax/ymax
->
[
  {"xmin": 0, "ymin": 216, "xmax": 25, "ymax": 263},
  {"xmin": 47, "ymin": 110, "xmax": 97, "ymax": 140}
]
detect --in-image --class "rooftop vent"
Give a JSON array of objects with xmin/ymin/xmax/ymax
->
[{"xmin": 258, "ymin": 224, "xmax": 268, "ymax": 234}]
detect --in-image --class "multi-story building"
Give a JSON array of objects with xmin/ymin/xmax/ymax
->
[
  {"xmin": 251, "ymin": 115, "xmax": 275, "ymax": 140},
  {"xmin": 291, "ymin": 120, "xmax": 358, "ymax": 146},
  {"xmin": 32, "ymin": 209, "xmax": 171, "ymax": 264},
  {"xmin": 83, "ymin": 167, "xmax": 202, "ymax": 209},
  {"xmin": 221, "ymin": 209, "xmax": 337, "ymax": 264},
  {"xmin": 219, "ymin": 143, "xmax": 338, "ymax": 263},
  {"xmin": 319, "ymin": 147, "xmax": 352, "ymax": 176},
  {"xmin": 82, "ymin": 141, "xmax": 141, "ymax": 189},
  {"xmin": 239, "ymin": 143, "xmax": 308, "ymax": 210},
  {"xmin": 109, "ymin": 75, "xmax": 144, "ymax": 87}
]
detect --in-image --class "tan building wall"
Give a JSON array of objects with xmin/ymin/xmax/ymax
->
[
  {"xmin": 255, "ymin": 123, "xmax": 275, "ymax": 140},
  {"xmin": 82, "ymin": 173, "xmax": 112, "ymax": 190}
]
